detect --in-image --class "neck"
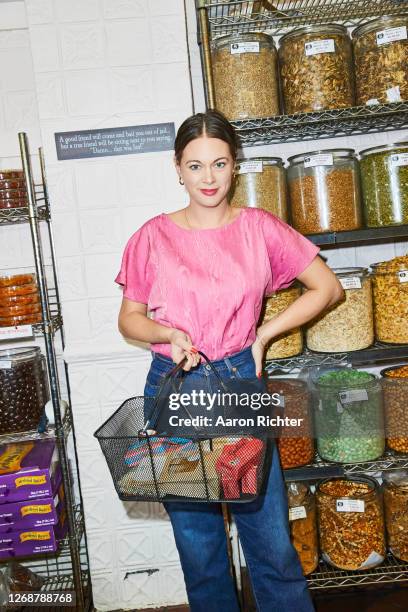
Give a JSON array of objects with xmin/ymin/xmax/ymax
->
[{"xmin": 186, "ymin": 200, "xmax": 231, "ymax": 229}]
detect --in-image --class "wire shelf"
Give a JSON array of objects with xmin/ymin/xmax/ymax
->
[
  {"xmin": 0, "ymin": 410, "xmax": 72, "ymax": 446},
  {"xmin": 204, "ymin": 1, "xmax": 408, "ymax": 37},
  {"xmin": 0, "ymin": 204, "xmax": 49, "ymax": 226},
  {"xmin": 307, "ymin": 223, "xmax": 408, "ymax": 246}
]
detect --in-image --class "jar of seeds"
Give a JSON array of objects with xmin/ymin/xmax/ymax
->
[
  {"xmin": 381, "ymin": 364, "xmax": 408, "ymax": 454},
  {"xmin": 383, "ymin": 470, "xmax": 408, "ymax": 562},
  {"xmin": 261, "ymin": 285, "xmax": 303, "ymax": 359},
  {"xmin": 371, "ymin": 255, "xmax": 408, "ymax": 344}
]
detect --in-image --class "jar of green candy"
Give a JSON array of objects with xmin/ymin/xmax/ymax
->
[
  {"xmin": 360, "ymin": 142, "xmax": 408, "ymax": 227},
  {"xmin": 314, "ymin": 367, "xmax": 385, "ymax": 463}
]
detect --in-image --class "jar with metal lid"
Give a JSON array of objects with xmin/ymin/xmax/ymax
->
[
  {"xmin": 316, "ymin": 476, "xmax": 385, "ymax": 570},
  {"xmin": 371, "ymin": 255, "xmax": 408, "ymax": 344},
  {"xmin": 360, "ymin": 142, "xmax": 408, "ymax": 227},
  {"xmin": 306, "ymin": 268, "xmax": 374, "ymax": 352},
  {"xmin": 314, "ymin": 367, "xmax": 384, "ymax": 463},
  {"xmin": 287, "ymin": 149, "xmax": 362, "ymax": 234},
  {"xmin": 231, "ymin": 157, "xmax": 288, "ymax": 220},
  {"xmin": 0, "ymin": 347, "xmax": 49, "ymax": 435},
  {"xmin": 287, "ymin": 482, "xmax": 319, "ymax": 575},
  {"xmin": 267, "ymin": 379, "xmax": 314, "ymax": 469},
  {"xmin": 383, "ymin": 470, "xmax": 408, "ymax": 561},
  {"xmin": 380, "ymin": 364, "xmax": 408, "ymax": 454},
  {"xmin": 211, "ymin": 32, "xmax": 280, "ymax": 120},
  {"xmin": 278, "ymin": 24, "xmax": 354, "ymax": 114},
  {"xmin": 352, "ymin": 15, "xmax": 408, "ymax": 106},
  {"xmin": 260, "ymin": 285, "xmax": 303, "ymax": 359}
]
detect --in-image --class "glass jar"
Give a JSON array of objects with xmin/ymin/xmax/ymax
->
[
  {"xmin": 231, "ymin": 157, "xmax": 288, "ymax": 220},
  {"xmin": 261, "ymin": 286, "xmax": 303, "ymax": 359},
  {"xmin": 383, "ymin": 470, "xmax": 408, "ymax": 562},
  {"xmin": 380, "ymin": 365, "xmax": 408, "ymax": 454},
  {"xmin": 0, "ymin": 347, "xmax": 49, "ymax": 435},
  {"xmin": 267, "ymin": 379, "xmax": 314, "ymax": 469},
  {"xmin": 287, "ymin": 149, "xmax": 362, "ymax": 234},
  {"xmin": 0, "ymin": 269, "xmax": 41, "ymax": 326},
  {"xmin": 211, "ymin": 32, "xmax": 280, "ymax": 120},
  {"xmin": 352, "ymin": 15, "xmax": 408, "ymax": 106},
  {"xmin": 287, "ymin": 482, "xmax": 319, "ymax": 575},
  {"xmin": 306, "ymin": 268, "xmax": 374, "ymax": 352},
  {"xmin": 371, "ymin": 255, "xmax": 408, "ymax": 344},
  {"xmin": 314, "ymin": 367, "xmax": 385, "ymax": 463},
  {"xmin": 278, "ymin": 24, "xmax": 354, "ymax": 114},
  {"xmin": 316, "ymin": 476, "xmax": 385, "ymax": 570},
  {"xmin": 360, "ymin": 142, "xmax": 408, "ymax": 227}
]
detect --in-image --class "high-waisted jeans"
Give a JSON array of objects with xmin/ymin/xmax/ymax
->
[{"xmin": 144, "ymin": 346, "xmax": 314, "ymax": 612}]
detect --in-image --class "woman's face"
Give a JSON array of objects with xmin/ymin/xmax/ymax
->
[{"xmin": 175, "ymin": 135, "xmax": 234, "ymax": 208}]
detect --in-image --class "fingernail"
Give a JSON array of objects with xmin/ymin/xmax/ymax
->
[
  {"xmin": 190, "ymin": 347, "xmax": 198, "ymax": 353},
  {"xmin": 257, "ymin": 372, "xmax": 262, "ymax": 378}
]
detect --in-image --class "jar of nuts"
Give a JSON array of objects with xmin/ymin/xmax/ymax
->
[
  {"xmin": 360, "ymin": 142, "xmax": 408, "ymax": 227},
  {"xmin": 316, "ymin": 476, "xmax": 385, "ymax": 570},
  {"xmin": 383, "ymin": 470, "xmax": 408, "ymax": 562},
  {"xmin": 287, "ymin": 149, "xmax": 363, "ymax": 234},
  {"xmin": 231, "ymin": 157, "xmax": 288, "ymax": 220},
  {"xmin": 287, "ymin": 482, "xmax": 319, "ymax": 575},
  {"xmin": 260, "ymin": 285, "xmax": 303, "ymax": 359},
  {"xmin": 380, "ymin": 364, "xmax": 408, "ymax": 454},
  {"xmin": 211, "ymin": 32, "xmax": 280, "ymax": 120},
  {"xmin": 267, "ymin": 378, "xmax": 314, "ymax": 469},
  {"xmin": 0, "ymin": 347, "xmax": 49, "ymax": 435},
  {"xmin": 314, "ymin": 367, "xmax": 385, "ymax": 464},
  {"xmin": 352, "ymin": 15, "xmax": 408, "ymax": 106},
  {"xmin": 278, "ymin": 24, "xmax": 354, "ymax": 115},
  {"xmin": 371, "ymin": 255, "xmax": 408, "ymax": 344},
  {"xmin": 306, "ymin": 267, "xmax": 374, "ymax": 352}
]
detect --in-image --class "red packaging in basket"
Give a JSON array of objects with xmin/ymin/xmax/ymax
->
[{"xmin": 215, "ymin": 438, "xmax": 263, "ymax": 499}]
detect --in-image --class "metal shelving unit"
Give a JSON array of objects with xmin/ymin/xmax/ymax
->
[
  {"xmin": 0, "ymin": 134, "xmax": 92, "ymax": 610},
  {"xmin": 307, "ymin": 223, "xmax": 408, "ymax": 246}
]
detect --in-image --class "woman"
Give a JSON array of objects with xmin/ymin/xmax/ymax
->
[{"xmin": 116, "ymin": 110, "xmax": 343, "ymax": 612}]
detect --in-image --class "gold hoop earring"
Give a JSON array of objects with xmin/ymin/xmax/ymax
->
[{"xmin": 179, "ymin": 176, "xmax": 184, "ymax": 185}]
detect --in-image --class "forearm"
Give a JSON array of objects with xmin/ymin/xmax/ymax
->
[{"xmin": 118, "ymin": 311, "xmax": 174, "ymax": 344}]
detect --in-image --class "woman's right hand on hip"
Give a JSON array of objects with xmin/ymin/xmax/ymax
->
[{"xmin": 168, "ymin": 329, "xmax": 200, "ymax": 371}]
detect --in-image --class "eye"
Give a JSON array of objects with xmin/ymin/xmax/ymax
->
[
  {"xmin": 189, "ymin": 164, "xmax": 200, "ymax": 171},
  {"xmin": 215, "ymin": 161, "xmax": 226, "ymax": 169}
]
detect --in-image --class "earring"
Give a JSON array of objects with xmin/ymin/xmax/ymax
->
[{"xmin": 179, "ymin": 176, "xmax": 184, "ymax": 185}]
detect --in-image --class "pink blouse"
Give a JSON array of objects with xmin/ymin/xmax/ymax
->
[{"xmin": 115, "ymin": 207, "xmax": 320, "ymax": 361}]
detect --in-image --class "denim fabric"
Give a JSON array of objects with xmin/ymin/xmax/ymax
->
[{"xmin": 144, "ymin": 347, "xmax": 314, "ymax": 612}]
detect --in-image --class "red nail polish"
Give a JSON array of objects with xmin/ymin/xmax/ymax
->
[
  {"xmin": 190, "ymin": 347, "xmax": 198, "ymax": 353},
  {"xmin": 257, "ymin": 372, "xmax": 262, "ymax": 378}
]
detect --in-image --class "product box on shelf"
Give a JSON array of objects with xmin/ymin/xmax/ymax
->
[{"xmin": 0, "ymin": 440, "xmax": 60, "ymax": 504}]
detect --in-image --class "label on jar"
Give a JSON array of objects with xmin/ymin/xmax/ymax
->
[
  {"xmin": 336, "ymin": 499, "xmax": 365, "ymax": 513},
  {"xmin": 237, "ymin": 160, "xmax": 263, "ymax": 174},
  {"xmin": 366, "ymin": 98, "xmax": 380, "ymax": 106},
  {"xmin": 339, "ymin": 276, "xmax": 362, "ymax": 290},
  {"xmin": 391, "ymin": 153, "xmax": 408, "ymax": 167},
  {"xmin": 386, "ymin": 85, "xmax": 402, "ymax": 103},
  {"xmin": 0, "ymin": 325, "xmax": 33, "ymax": 340},
  {"xmin": 304, "ymin": 153, "xmax": 333, "ymax": 168},
  {"xmin": 398, "ymin": 270, "xmax": 408, "ymax": 283},
  {"xmin": 338, "ymin": 389, "xmax": 368, "ymax": 404},
  {"xmin": 0, "ymin": 361, "xmax": 11, "ymax": 369},
  {"xmin": 376, "ymin": 26, "xmax": 407, "ymax": 46},
  {"xmin": 289, "ymin": 506, "xmax": 307, "ymax": 521},
  {"xmin": 230, "ymin": 42, "xmax": 260, "ymax": 55},
  {"xmin": 304, "ymin": 39, "xmax": 335, "ymax": 56}
]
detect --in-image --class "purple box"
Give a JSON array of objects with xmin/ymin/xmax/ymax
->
[{"xmin": 0, "ymin": 440, "xmax": 59, "ymax": 504}]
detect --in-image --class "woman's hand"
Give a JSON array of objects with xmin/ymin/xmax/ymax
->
[
  {"xmin": 169, "ymin": 329, "xmax": 200, "ymax": 371},
  {"xmin": 251, "ymin": 329, "xmax": 268, "ymax": 378}
]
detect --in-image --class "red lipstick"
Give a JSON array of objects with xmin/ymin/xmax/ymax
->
[{"xmin": 200, "ymin": 188, "xmax": 218, "ymax": 196}]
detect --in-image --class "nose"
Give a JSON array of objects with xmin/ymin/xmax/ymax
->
[{"xmin": 203, "ymin": 166, "xmax": 215, "ymax": 184}]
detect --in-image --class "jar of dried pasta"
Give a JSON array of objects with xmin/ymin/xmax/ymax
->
[
  {"xmin": 353, "ymin": 15, "xmax": 408, "ymax": 106},
  {"xmin": 306, "ymin": 268, "xmax": 374, "ymax": 352},
  {"xmin": 317, "ymin": 476, "xmax": 385, "ymax": 570},
  {"xmin": 380, "ymin": 364, "xmax": 408, "ymax": 454},
  {"xmin": 211, "ymin": 33, "xmax": 280, "ymax": 120},
  {"xmin": 278, "ymin": 24, "xmax": 354, "ymax": 114},
  {"xmin": 371, "ymin": 255, "xmax": 408, "ymax": 344},
  {"xmin": 261, "ymin": 285, "xmax": 303, "ymax": 359},
  {"xmin": 231, "ymin": 158, "xmax": 288, "ymax": 220},
  {"xmin": 360, "ymin": 142, "xmax": 408, "ymax": 227},
  {"xmin": 287, "ymin": 149, "xmax": 362, "ymax": 234},
  {"xmin": 267, "ymin": 379, "xmax": 314, "ymax": 469},
  {"xmin": 287, "ymin": 482, "xmax": 319, "ymax": 575},
  {"xmin": 383, "ymin": 471, "xmax": 408, "ymax": 562}
]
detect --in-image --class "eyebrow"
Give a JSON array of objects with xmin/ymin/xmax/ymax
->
[{"xmin": 185, "ymin": 157, "xmax": 229, "ymax": 164}]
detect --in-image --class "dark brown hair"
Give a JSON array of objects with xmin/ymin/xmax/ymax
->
[{"xmin": 174, "ymin": 109, "xmax": 239, "ymax": 164}]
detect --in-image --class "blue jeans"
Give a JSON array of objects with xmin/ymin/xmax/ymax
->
[{"xmin": 144, "ymin": 346, "xmax": 314, "ymax": 612}]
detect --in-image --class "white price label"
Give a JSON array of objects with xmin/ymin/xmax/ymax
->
[
  {"xmin": 366, "ymin": 98, "xmax": 380, "ymax": 106},
  {"xmin": 0, "ymin": 325, "xmax": 33, "ymax": 340},
  {"xmin": 386, "ymin": 86, "xmax": 402, "ymax": 103},
  {"xmin": 304, "ymin": 153, "xmax": 333, "ymax": 168},
  {"xmin": 336, "ymin": 499, "xmax": 365, "ymax": 513},
  {"xmin": 0, "ymin": 361, "xmax": 12, "ymax": 369},
  {"xmin": 238, "ymin": 160, "xmax": 263, "ymax": 174},
  {"xmin": 339, "ymin": 389, "xmax": 368, "ymax": 404},
  {"xmin": 305, "ymin": 39, "xmax": 335, "ymax": 56},
  {"xmin": 398, "ymin": 270, "xmax": 408, "ymax": 283},
  {"xmin": 289, "ymin": 506, "xmax": 307, "ymax": 521},
  {"xmin": 340, "ymin": 276, "xmax": 362, "ymax": 290},
  {"xmin": 391, "ymin": 153, "xmax": 408, "ymax": 168},
  {"xmin": 230, "ymin": 42, "xmax": 259, "ymax": 55},
  {"xmin": 376, "ymin": 26, "xmax": 407, "ymax": 45}
]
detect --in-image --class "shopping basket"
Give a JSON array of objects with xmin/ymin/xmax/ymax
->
[{"xmin": 94, "ymin": 350, "xmax": 274, "ymax": 503}]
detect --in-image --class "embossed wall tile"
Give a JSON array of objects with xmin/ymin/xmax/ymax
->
[
  {"xmin": 103, "ymin": 0, "xmax": 147, "ymax": 19},
  {"xmin": 159, "ymin": 566, "xmax": 188, "ymax": 605},
  {"xmin": 65, "ymin": 69, "xmax": 110, "ymax": 116},
  {"xmin": 86, "ymin": 529, "xmax": 115, "ymax": 571},
  {"xmin": 75, "ymin": 162, "xmax": 118, "ymax": 210},
  {"xmin": 3, "ymin": 91, "xmax": 39, "ymax": 131},
  {"xmin": 60, "ymin": 24, "xmax": 104, "ymax": 70},
  {"xmin": 112, "ymin": 498, "xmax": 169, "ymax": 528},
  {"xmin": 96, "ymin": 361, "xmax": 146, "ymax": 400},
  {"xmin": 80, "ymin": 492, "xmax": 112, "ymax": 531},
  {"xmin": 110, "ymin": 67, "xmax": 154, "ymax": 113},
  {"xmin": 117, "ymin": 157, "xmax": 161, "ymax": 206},
  {"xmin": 26, "ymin": 0, "xmax": 54, "ymax": 25},
  {"xmin": 51, "ymin": 212, "xmax": 82, "ymax": 256},
  {"xmin": 45, "ymin": 164, "xmax": 76, "ymax": 211},
  {"xmin": 84, "ymin": 253, "xmax": 122, "ymax": 298},
  {"xmin": 115, "ymin": 526, "xmax": 154, "ymax": 567},
  {"xmin": 0, "ymin": 30, "xmax": 30, "ymax": 50},
  {"xmin": 149, "ymin": 0, "xmax": 184, "ymax": 17},
  {"xmin": 151, "ymin": 524, "xmax": 180, "ymax": 564},
  {"xmin": 152, "ymin": 62, "xmax": 190, "ymax": 110},
  {"xmin": 29, "ymin": 25, "xmax": 60, "ymax": 72},
  {"xmin": 78, "ymin": 450, "xmax": 113, "ymax": 492},
  {"xmin": 121, "ymin": 205, "xmax": 164, "ymax": 240},
  {"xmin": 0, "ymin": 48, "xmax": 35, "ymax": 91},
  {"xmin": 60, "ymin": 299, "xmax": 91, "ymax": 344},
  {"xmin": 55, "ymin": 0, "xmax": 100, "ymax": 23},
  {"xmin": 151, "ymin": 16, "xmax": 187, "ymax": 63},
  {"xmin": 57, "ymin": 256, "xmax": 87, "ymax": 301},
  {"xmin": 89, "ymin": 570, "xmax": 119, "ymax": 611},
  {"xmin": 79, "ymin": 210, "xmax": 121, "ymax": 253},
  {"xmin": 36, "ymin": 73, "xmax": 66, "ymax": 119},
  {"xmin": 119, "ymin": 564, "xmax": 161, "ymax": 608},
  {"xmin": 88, "ymin": 297, "xmax": 122, "ymax": 342},
  {"xmin": 105, "ymin": 20, "xmax": 152, "ymax": 66},
  {"xmin": 68, "ymin": 363, "xmax": 98, "ymax": 407}
]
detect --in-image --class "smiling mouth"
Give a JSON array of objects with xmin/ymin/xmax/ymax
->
[{"xmin": 200, "ymin": 188, "xmax": 218, "ymax": 196}]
